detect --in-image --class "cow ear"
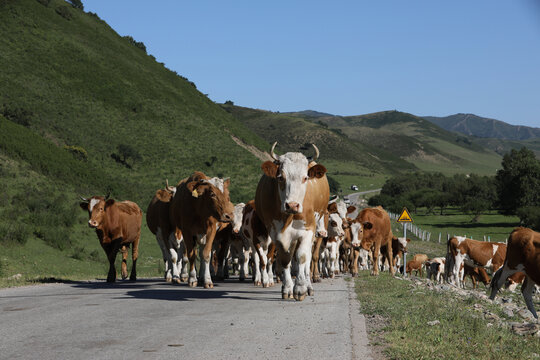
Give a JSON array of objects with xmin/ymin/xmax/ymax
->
[
  {"xmin": 223, "ymin": 177, "xmax": 231, "ymax": 189},
  {"xmin": 308, "ymin": 164, "xmax": 327, "ymax": 179},
  {"xmin": 406, "ymin": 238, "xmax": 411, "ymax": 243},
  {"xmin": 155, "ymin": 189, "xmax": 173, "ymax": 202},
  {"xmin": 346, "ymin": 206, "xmax": 356, "ymax": 214},
  {"xmin": 186, "ymin": 181, "xmax": 203, "ymax": 198},
  {"xmin": 80, "ymin": 202, "xmax": 89, "ymax": 211},
  {"xmin": 327, "ymin": 202, "xmax": 337, "ymax": 212},
  {"xmin": 105, "ymin": 199, "xmax": 115, "ymax": 208},
  {"xmin": 362, "ymin": 221, "xmax": 373, "ymax": 230},
  {"xmin": 261, "ymin": 161, "xmax": 279, "ymax": 178}
]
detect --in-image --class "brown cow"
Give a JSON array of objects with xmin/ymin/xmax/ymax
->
[
  {"xmin": 446, "ymin": 236, "xmax": 506, "ymax": 287},
  {"xmin": 357, "ymin": 207, "xmax": 395, "ymax": 276},
  {"xmin": 255, "ymin": 142, "xmax": 329, "ymax": 300},
  {"xmin": 146, "ymin": 180, "xmax": 187, "ymax": 283},
  {"xmin": 505, "ymin": 272, "xmax": 526, "ymax": 292},
  {"xmin": 406, "ymin": 259, "xmax": 423, "ymax": 277},
  {"xmin": 463, "ymin": 263, "xmax": 490, "ymax": 289},
  {"xmin": 490, "ymin": 227, "xmax": 540, "ymax": 318},
  {"xmin": 380, "ymin": 237, "xmax": 410, "ymax": 272},
  {"xmin": 169, "ymin": 172, "xmax": 235, "ymax": 288},
  {"xmin": 80, "ymin": 195, "xmax": 142, "ymax": 282}
]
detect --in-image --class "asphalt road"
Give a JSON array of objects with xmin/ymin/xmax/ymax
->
[{"xmin": 0, "ymin": 276, "xmax": 371, "ymax": 360}]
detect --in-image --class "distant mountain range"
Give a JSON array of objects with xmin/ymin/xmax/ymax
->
[{"xmin": 423, "ymin": 114, "xmax": 540, "ymax": 140}]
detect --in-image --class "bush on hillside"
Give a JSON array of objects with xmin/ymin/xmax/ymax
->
[
  {"xmin": 516, "ymin": 206, "xmax": 540, "ymax": 231},
  {"xmin": 123, "ymin": 36, "xmax": 147, "ymax": 53},
  {"xmin": 0, "ymin": 223, "xmax": 30, "ymax": 245},
  {"xmin": 55, "ymin": 5, "xmax": 72, "ymax": 20},
  {"xmin": 64, "ymin": 145, "xmax": 88, "ymax": 161},
  {"xmin": 67, "ymin": 0, "xmax": 84, "ymax": 10},
  {"xmin": 1, "ymin": 105, "xmax": 33, "ymax": 127},
  {"xmin": 35, "ymin": 0, "xmax": 50, "ymax": 7}
]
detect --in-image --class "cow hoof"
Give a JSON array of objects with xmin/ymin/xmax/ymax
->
[
  {"xmin": 262, "ymin": 283, "xmax": 269, "ymax": 288},
  {"xmin": 129, "ymin": 276, "xmax": 136, "ymax": 282},
  {"xmin": 254, "ymin": 281, "xmax": 262, "ymax": 286},
  {"xmin": 204, "ymin": 283, "xmax": 214, "ymax": 289},
  {"xmin": 173, "ymin": 278, "xmax": 181, "ymax": 284},
  {"xmin": 370, "ymin": 271, "xmax": 379, "ymax": 276},
  {"xmin": 166, "ymin": 278, "xmax": 173, "ymax": 283},
  {"xmin": 294, "ymin": 293, "xmax": 306, "ymax": 301},
  {"xmin": 268, "ymin": 281, "xmax": 275, "ymax": 287},
  {"xmin": 180, "ymin": 277, "xmax": 188, "ymax": 283},
  {"xmin": 189, "ymin": 281, "xmax": 198, "ymax": 287},
  {"xmin": 351, "ymin": 272, "xmax": 358, "ymax": 277},
  {"xmin": 313, "ymin": 277, "xmax": 322, "ymax": 283},
  {"xmin": 307, "ymin": 287, "xmax": 314, "ymax": 296},
  {"xmin": 239, "ymin": 277, "xmax": 245, "ymax": 282}
]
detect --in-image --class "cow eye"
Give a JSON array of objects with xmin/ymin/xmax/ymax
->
[
  {"xmin": 302, "ymin": 176, "xmax": 308, "ymax": 183},
  {"xmin": 210, "ymin": 192, "xmax": 217, "ymax": 198},
  {"xmin": 331, "ymin": 221, "xmax": 337, "ymax": 227}
]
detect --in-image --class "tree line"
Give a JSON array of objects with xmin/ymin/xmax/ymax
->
[{"xmin": 368, "ymin": 147, "xmax": 540, "ymax": 229}]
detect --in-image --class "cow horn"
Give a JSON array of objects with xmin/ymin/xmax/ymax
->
[
  {"xmin": 79, "ymin": 196, "xmax": 89, "ymax": 202},
  {"xmin": 270, "ymin": 141, "xmax": 279, "ymax": 161},
  {"xmin": 165, "ymin": 179, "xmax": 175, "ymax": 192},
  {"xmin": 104, "ymin": 191, "xmax": 111, "ymax": 200},
  {"xmin": 311, "ymin": 144, "xmax": 319, "ymax": 161}
]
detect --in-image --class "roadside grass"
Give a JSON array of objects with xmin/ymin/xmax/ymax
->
[{"xmin": 354, "ymin": 272, "xmax": 540, "ymax": 359}]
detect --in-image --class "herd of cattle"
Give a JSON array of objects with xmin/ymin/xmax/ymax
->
[{"xmin": 79, "ymin": 142, "xmax": 540, "ymax": 318}]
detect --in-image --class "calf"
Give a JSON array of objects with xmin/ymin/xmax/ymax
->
[
  {"xmin": 320, "ymin": 212, "xmax": 345, "ymax": 278},
  {"xmin": 425, "ymin": 257, "xmax": 445, "ymax": 283},
  {"xmin": 446, "ymin": 236, "xmax": 506, "ymax": 288},
  {"xmin": 490, "ymin": 227, "xmax": 540, "ymax": 318},
  {"xmin": 406, "ymin": 259, "xmax": 423, "ymax": 277},
  {"xmin": 505, "ymin": 272, "xmax": 526, "ymax": 292},
  {"xmin": 80, "ymin": 195, "xmax": 142, "ymax": 282},
  {"xmin": 380, "ymin": 237, "xmax": 410, "ymax": 272},
  {"xmin": 357, "ymin": 207, "xmax": 395, "ymax": 276},
  {"xmin": 463, "ymin": 264, "xmax": 490, "ymax": 289}
]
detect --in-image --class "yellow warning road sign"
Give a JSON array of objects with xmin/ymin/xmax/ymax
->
[{"xmin": 397, "ymin": 208, "xmax": 413, "ymax": 223}]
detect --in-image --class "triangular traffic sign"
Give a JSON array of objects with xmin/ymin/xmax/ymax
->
[{"xmin": 397, "ymin": 207, "xmax": 413, "ymax": 223}]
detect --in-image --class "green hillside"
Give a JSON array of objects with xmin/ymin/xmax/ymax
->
[{"xmin": 0, "ymin": 0, "xmax": 270, "ymax": 284}]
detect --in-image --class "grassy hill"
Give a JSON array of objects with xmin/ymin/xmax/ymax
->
[
  {"xmin": 230, "ymin": 106, "xmax": 504, "ymax": 177},
  {"xmin": 424, "ymin": 113, "xmax": 540, "ymax": 140},
  {"xmin": 0, "ymin": 0, "xmax": 271, "ymax": 284}
]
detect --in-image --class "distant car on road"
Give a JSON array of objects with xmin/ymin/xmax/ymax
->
[{"xmin": 351, "ymin": 185, "xmax": 358, "ymax": 191}]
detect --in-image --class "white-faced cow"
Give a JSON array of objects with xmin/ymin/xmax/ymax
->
[
  {"xmin": 446, "ymin": 236, "xmax": 506, "ymax": 288},
  {"xmin": 490, "ymin": 227, "xmax": 540, "ymax": 319},
  {"xmin": 255, "ymin": 142, "xmax": 329, "ymax": 300},
  {"xmin": 80, "ymin": 194, "xmax": 142, "ymax": 282},
  {"xmin": 146, "ymin": 180, "xmax": 187, "ymax": 283},
  {"xmin": 357, "ymin": 207, "xmax": 395, "ymax": 276},
  {"xmin": 214, "ymin": 202, "xmax": 247, "ymax": 281},
  {"xmin": 320, "ymin": 212, "xmax": 345, "ymax": 278},
  {"xmin": 169, "ymin": 171, "xmax": 235, "ymax": 288}
]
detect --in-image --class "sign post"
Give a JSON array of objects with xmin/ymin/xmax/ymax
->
[{"xmin": 397, "ymin": 207, "xmax": 413, "ymax": 277}]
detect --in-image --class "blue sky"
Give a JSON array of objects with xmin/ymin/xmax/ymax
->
[{"xmin": 85, "ymin": 1, "xmax": 540, "ymax": 127}]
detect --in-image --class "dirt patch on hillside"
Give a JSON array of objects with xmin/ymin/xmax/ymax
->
[{"xmin": 230, "ymin": 135, "xmax": 273, "ymax": 162}]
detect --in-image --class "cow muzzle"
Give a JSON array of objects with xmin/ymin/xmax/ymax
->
[
  {"xmin": 88, "ymin": 220, "xmax": 99, "ymax": 228},
  {"xmin": 220, "ymin": 213, "xmax": 233, "ymax": 223},
  {"xmin": 284, "ymin": 202, "xmax": 300, "ymax": 214}
]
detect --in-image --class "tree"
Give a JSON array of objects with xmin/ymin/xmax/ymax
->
[
  {"xmin": 67, "ymin": 0, "xmax": 84, "ymax": 10},
  {"xmin": 111, "ymin": 144, "xmax": 141, "ymax": 169},
  {"xmin": 496, "ymin": 147, "xmax": 540, "ymax": 215}
]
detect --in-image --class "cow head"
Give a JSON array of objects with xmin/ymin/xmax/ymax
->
[
  {"xmin": 351, "ymin": 219, "xmax": 372, "ymax": 247},
  {"xmin": 79, "ymin": 194, "xmax": 113, "ymax": 229},
  {"xmin": 328, "ymin": 213, "xmax": 345, "ymax": 238},
  {"xmin": 231, "ymin": 203, "xmax": 246, "ymax": 235},
  {"xmin": 261, "ymin": 142, "xmax": 326, "ymax": 214},
  {"xmin": 186, "ymin": 178, "xmax": 234, "ymax": 223},
  {"xmin": 315, "ymin": 210, "xmax": 328, "ymax": 238},
  {"xmin": 394, "ymin": 237, "xmax": 410, "ymax": 254}
]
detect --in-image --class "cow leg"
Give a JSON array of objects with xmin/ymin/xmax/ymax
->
[
  {"xmin": 490, "ymin": 264, "xmax": 520, "ymax": 300},
  {"xmin": 156, "ymin": 228, "xmax": 172, "ymax": 282},
  {"xmin": 275, "ymin": 240, "xmax": 294, "ymax": 299},
  {"xmin": 256, "ymin": 242, "xmax": 270, "ymax": 288},
  {"xmin": 294, "ymin": 234, "xmax": 314, "ymax": 300},
  {"xmin": 371, "ymin": 244, "xmax": 381, "ymax": 276},
  {"xmin": 311, "ymin": 236, "xmax": 323, "ymax": 283},
  {"xmin": 183, "ymin": 233, "xmax": 198, "ymax": 287},
  {"xmin": 104, "ymin": 243, "xmax": 120, "ymax": 283},
  {"xmin": 120, "ymin": 245, "xmax": 129, "ymax": 280},
  {"xmin": 265, "ymin": 241, "xmax": 276, "ymax": 287},
  {"xmin": 200, "ymin": 231, "xmax": 217, "ymax": 289},
  {"xmin": 522, "ymin": 276, "xmax": 538, "ymax": 319},
  {"xmin": 384, "ymin": 240, "xmax": 395, "ymax": 276},
  {"xmin": 240, "ymin": 248, "xmax": 250, "ymax": 282},
  {"xmin": 130, "ymin": 237, "xmax": 138, "ymax": 281}
]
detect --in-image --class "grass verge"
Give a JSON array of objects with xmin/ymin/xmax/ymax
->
[{"xmin": 354, "ymin": 272, "xmax": 540, "ymax": 359}]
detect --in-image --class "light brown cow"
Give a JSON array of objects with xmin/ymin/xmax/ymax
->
[
  {"xmin": 490, "ymin": 227, "xmax": 540, "ymax": 318},
  {"xmin": 169, "ymin": 171, "xmax": 234, "ymax": 288},
  {"xmin": 357, "ymin": 207, "xmax": 395, "ymax": 276},
  {"xmin": 446, "ymin": 236, "xmax": 506, "ymax": 288},
  {"xmin": 406, "ymin": 259, "xmax": 423, "ymax": 277},
  {"xmin": 80, "ymin": 195, "xmax": 142, "ymax": 282},
  {"xmin": 255, "ymin": 142, "xmax": 329, "ymax": 300},
  {"xmin": 505, "ymin": 272, "xmax": 526, "ymax": 292},
  {"xmin": 146, "ymin": 181, "xmax": 187, "ymax": 283}
]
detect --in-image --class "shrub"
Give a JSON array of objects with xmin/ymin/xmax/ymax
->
[
  {"xmin": 67, "ymin": 0, "xmax": 84, "ymax": 10},
  {"xmin": 35, "ymin": 0, "xmax": 50, "ymax": 7},
  {"xmin": 64, "ymin": 145, "xmax": 88, "ymax": 161},
  {"xmin": 34, "ymin": 226, "xmax": 72, "ymax": 250},
  {"xmin": 55, "ymin": 5, "xmax": 72, "ymax": 20},
  {"xmin": 516, "ymin": 206, "xmax": 540, "ymax": 231},
  {"xmin": 1, "ymin": 105, "xmax": 33, "ymax": 127},
  {"xmin": 123, "ymin": 35, "xmax": 147, "ymax": 53},
  {"xmin": 0, "ymin": 223, "xmax": 30, "ymax": 245}
]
